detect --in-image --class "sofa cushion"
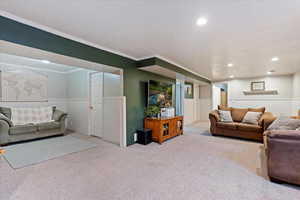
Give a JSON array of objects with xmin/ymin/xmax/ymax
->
[
  {"xmin": 231, "ymin": 108, "xmax": 249, "ymax": 122},
  {"xmin": 216, "ymin": 122, "xmax": 238, "ymax": 130},
  {"xmin": 249, "ymin": 107, "xmax": 265, "ymax": 113},
  {"xmin": 219, "ymin": 110, "xmax": 233, "ymax": 122},
  {"xmin": 237, "ymin": 123, "xmax": 262, "ymax": 132},
  {"xmin": 268, "ymin": 117, "xmax": 300, "ymax": 130},
  {"xmin": 9, "ymin": 124, "xmax": 38, "ymax": 135},
  {"xmin": 242, "ymin": 111, "xmax": 262, "ymax": 125},
  {"xmin": 218, "ymin": 105, "xmax": 231, "ymax": 111},
  {"xmin": 37, "ymin": 121, "xmax": 60, "ymax": 131}
]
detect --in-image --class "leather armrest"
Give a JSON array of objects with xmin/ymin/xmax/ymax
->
[
  {"xmin": 259, "ymin": 112, "xmax": 276, "ymax": 130},
  {"xmin": 209, "ymin": 110, "xmax": 220, "ymax": 122},
  {"xmin": 266, "ymin": 130, "xmax": 300, "ymax": 140}
]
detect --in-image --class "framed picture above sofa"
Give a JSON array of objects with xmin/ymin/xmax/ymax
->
[{"xmin": 251, "ymin": 81, "xmax": 265, "ymax": 91}]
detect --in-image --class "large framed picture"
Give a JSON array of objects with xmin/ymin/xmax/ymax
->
[
  {"xmin": 184, "ymin": 82, "xmax": 194, "ymax": 99},
  {"xmin": 251, "ymin": 81, "xmax": 265, "ymax": 91}
]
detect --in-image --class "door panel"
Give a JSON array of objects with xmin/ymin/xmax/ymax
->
[{"xmin": 90, "ymin": 72, "xmax": 103, "ymax": 138}]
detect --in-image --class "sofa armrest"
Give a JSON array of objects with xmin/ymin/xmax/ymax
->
[
  {"xmin": 0, "ymin": 113, "xmax": 13, "ymax": 127},
  {"xmin": 0, "ymin": 119, "xmax": 10, "ymax": 145},
  {"xmin": 209, "ymin": 110, "xmax": 220, "ymax": 134},
  {"xmin": 266, "ymin": 130, "xmax": 300, "ymax": 184},
  {"xmin": 53, "ymin": 109, "xmax": 67, "ymax": 122},
  {"xmin": 266, "ymin": 130, "xmax": 300, "ymax": 140},
  {"xmin": 209, "ymin": 110, "xmax": 220, "ymax": 122},
  {"xmin": 259, "ymin": 112, "xmax": 276, "ymax": 130}
]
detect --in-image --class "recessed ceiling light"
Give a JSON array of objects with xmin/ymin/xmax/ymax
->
[
  {"xmin": 229, "ymin": 75, "xmax": 234, "ymax": 79},
  {"xmin": 227, "ymin": 63, "xmax": 234, "ymax": 67},
  {"xmin": 196, "ymin": 17, "xmax": 207, "ymax": 26},
  {"xmin": 271, "ymin": 57, "xmax": 279, "ymax": 62},
  {"xmin": 41, "ymin": 60, "xmax": 51, "ymax": 64}
]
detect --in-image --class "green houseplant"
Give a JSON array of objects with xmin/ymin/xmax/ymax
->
[{"xmin": 144, "ymin": 106, "xmax": 160, "ymax": 118}]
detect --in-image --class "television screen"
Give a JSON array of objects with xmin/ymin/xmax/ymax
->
[{"xmin": 148, "ymin": 80, "xmax": 173, "ymax": 107}]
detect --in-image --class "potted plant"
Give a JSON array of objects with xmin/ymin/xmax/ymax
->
[{"xmin": 144, "ymin": 106, "xmax": 160, "ymax": 118}]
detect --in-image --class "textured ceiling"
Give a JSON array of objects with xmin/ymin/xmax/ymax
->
[{"xmin": 1, "ymin": 0, "xmax": 300, "ymax": 80}]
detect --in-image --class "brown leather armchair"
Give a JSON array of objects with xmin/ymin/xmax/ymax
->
[
  {"xmin": 209, "ymin": 107, "xmax": 276, "ymax": 142},
  {"xmin": 265, "ymin": 130, "xmax": 300, "ymax": 185}
]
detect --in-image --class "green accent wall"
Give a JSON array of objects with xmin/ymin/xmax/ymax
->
[{"xmin": 0, "ymin": 16, "xmax": 209, "ymax": 145}]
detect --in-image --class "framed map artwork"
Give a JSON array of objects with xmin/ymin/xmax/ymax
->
[{"xmin": 0, "ymin": 69, "xmax": 48, "ymax": 102}]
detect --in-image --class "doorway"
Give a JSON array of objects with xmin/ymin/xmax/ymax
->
[{"xmin": 88, "ymin": 70, "xmax": 126, "ymax": 147}]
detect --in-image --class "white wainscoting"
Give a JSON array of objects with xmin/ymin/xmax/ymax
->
[
  {"xmin": 184, "ymin": 99, "xmax": 195, "ymax": 125},
  {"xmin": 292, "ymin": 99, "xmax": 300, "ymax": 116},
  {"xmin": 199, "ymin": 98, "xmax": 212, "ymax": 121},
  {"xmin": 66, "ymin": 98, "xmax": 89, "ymax": 135},
  {"xmin": 103, "ymin": 96, "xmax": 126, "ymax": 147},
  {"xmin": 229, "ymin": 98, "xmax": 295, "ymax": 117}
]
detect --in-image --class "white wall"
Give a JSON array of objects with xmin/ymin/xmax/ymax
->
[
  {"xmin": 220, "ymin": 75, "xmax": 294, "ymax": 117},
  {"xmin": 199, "ymin": 85, "xmax": 212, "ymax": 121},
  {"xmin": 184, "ymin": 83, "xmax": 212, "ymax": 124},
  {"xmin": 0, "ymin": 64, "xmax": 68, "ymax": 111},
  {"xmin": 292, "ymin": 71, "xmax": 300, "ymax": 115},
  {"xmin": 66, "ymin": 70, "xmax": 91, "ymax": 134}
]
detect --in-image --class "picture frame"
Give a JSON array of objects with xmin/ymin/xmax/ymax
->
[
  {"xmin": 251, "ymin": 81, "xmax": 265, "ymax": 91},
  {"xmin": 184, "ymin": 82, "xmax": 194, "ymax": 99}
]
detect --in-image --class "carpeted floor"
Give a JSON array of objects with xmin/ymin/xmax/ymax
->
[{"xmin": 1, "ymin": 122, "xmax": 300, "ymax": 200}]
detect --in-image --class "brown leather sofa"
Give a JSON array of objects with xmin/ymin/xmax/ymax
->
[
  {"xmin": 265, "ymin": 130, "xmax": 300, "ymax": 185},
  {"xmin": 209, "ymin": 106, "xmax": 276, "ymax": 142}
]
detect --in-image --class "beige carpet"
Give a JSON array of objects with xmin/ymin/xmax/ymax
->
[{"xmin": 1, "ymin": 123, "xmax": 300, "ymax": 200}]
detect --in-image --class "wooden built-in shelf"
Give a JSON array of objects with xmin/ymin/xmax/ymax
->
[
  {"xmin": 144, "ymin": 116, "xmax": 183, "ymax": 144},
  {"xmin": 243, "ymin": 90, "xmax": 278, "ymax": 95}
]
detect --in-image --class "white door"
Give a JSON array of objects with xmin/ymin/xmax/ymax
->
[{"xmin": 90, "ymin": 72, "xmax": 103, "ymax": 138}]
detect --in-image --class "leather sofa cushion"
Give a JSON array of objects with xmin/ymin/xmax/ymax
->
[
  {"xmin": 218, "ymin": 105, "xmax": 232, "ymax": 111},
  {"xmin": 37, "ymin": 121, "xmax": 60, "ymax": 131},
  {"xmin": 216, "ymin": 122, "xmax": 238, "ymax": 130},
  {"xmin": 249, "ymin": 107, "xmax": 265, "ymax": 113},
  {"xmin": 9, "ymin": 124, "xmax": 38, "ymax": 135},
  {"xmin": 237, "ymin": 123, "xmax": 262, "ymax": 132},
  {"xmin": 231, "ymin": 108, "xmax": 249, "ymax": 122}
]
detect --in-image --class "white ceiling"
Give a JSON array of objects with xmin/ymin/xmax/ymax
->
[
  {"xmin": 1, "ymin": 0, "xmax": 300, "ymax": 80},
  {"xmin": 0, "ymin": 53, "xmax": 78, "ymax": 73}
]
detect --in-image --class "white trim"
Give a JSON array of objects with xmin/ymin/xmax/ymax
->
[
  {"xmin": 138, "ymin": 55, "xmax": 211, "ymax": 81},
  {"xmin": 0, "ymin": 10, "xmax": 138, "ymax": 61}
]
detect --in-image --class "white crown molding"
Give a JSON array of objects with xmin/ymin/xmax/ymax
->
[
  {"xmin": 0, "ymin": 10, "xmax": 210, "ymax": 81},
  {"xmin": 140, "ymin": 55, "xmax": 211, "ymax": 81},
  {"xmin": 0, "ymin": 10, "xmax": 138, "ymax": 61}
]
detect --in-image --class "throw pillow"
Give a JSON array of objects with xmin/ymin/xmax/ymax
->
[
  {"xmin": 297, "ymin": 127, "xmax": 300, "ymax": 131},
  {"xmin": 218, "ymin": 110, "xmax": 233, "ymax": 122},
  {"xmin": 268, "ymin": 117, "xmax": 300, "ymax": 130},
  {"xmin": 242, "ymin": 112, "xmax": 262, "ymax": 125}
]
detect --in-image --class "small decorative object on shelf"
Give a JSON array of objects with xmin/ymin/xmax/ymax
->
[{"xmin": 144, "ymin": 106, "xmax": 160, "ymax": 118}]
